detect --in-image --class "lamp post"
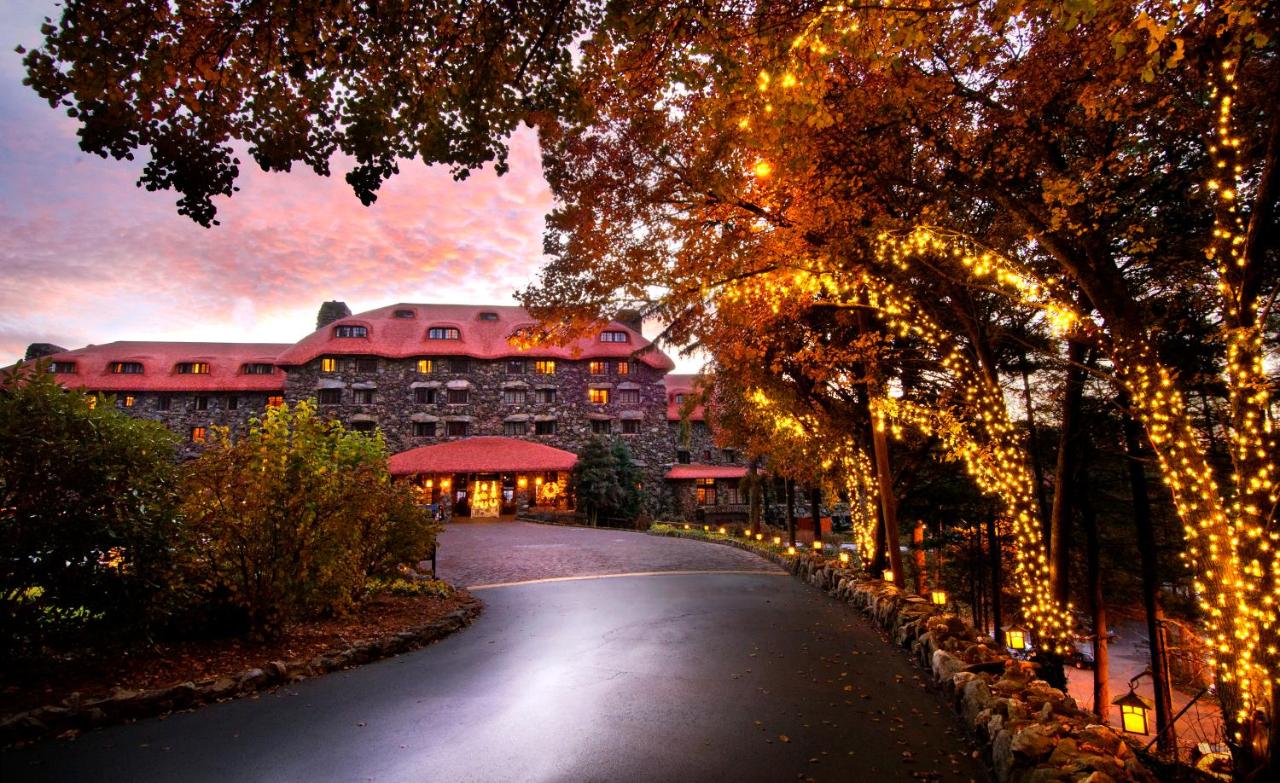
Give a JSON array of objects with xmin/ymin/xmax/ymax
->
[
  {"xmin": 1113, "ymin": 687, "xmax": 1155, "ymax": 736},
  {"xmin": 883, "ymin": 569, "xmax": 895, "ymax": 583},
  {"xmin": 1003, "ymin": 624, "xmax": 1030, "ymax": 652},
  {"xmin": 931, "ymin": 589, "xmax": 948, "ymax": 608}
]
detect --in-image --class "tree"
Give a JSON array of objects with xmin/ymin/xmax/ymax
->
[
  {"xmin": 0, "ymin": 361, "xmax": 179, "ymax": 659},
  {"xmin": 571, "ymin": 436, "xmax": 641, "ymax": 526}
]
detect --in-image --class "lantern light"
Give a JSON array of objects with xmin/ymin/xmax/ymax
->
[
  {"xmin": 424, "ymin": 479, "xmax": 433, "ymax": 489},
  {"xmin": 786, "ymin": 545, "xmax": 796, "ymax": 555},
  {"xmin": 683, "ymin": 523, "xmax": 690, "ymax": 530},
  {"xmin": 839, "ymin": 552, "xmax": 850, "ymax": 565},
  {"xmin": 883, "ymin": 569, "xmax": 895, "ymax": 583},
  {"xmin": 772, "ymin": 536, "xmax": 782, "ymax": 546},
  {"xmin": 718, "ymin": 526, "xmax": 727, "ymax": 535},
  {"xmin": 703, "ymin": 525, "xmax": 710, "ymax": 532},
  {"xmin": 755, "ymin": 533, "xmax": 763, "ymax": 541},
  {"xmin": 931, "ymin": 590, "xmax": 948, "ymax": 607},
  {"xmin": 812, "ymin": 540, "xmax": 823, "ymax": 551},
  {"xmin": 1004, "ymin": 625, "xmax": 1030, "ymax": 651},
  {"xmin": 517, "ymin": 476, "xmax": 528, "ymax": 489},
  {"xmin": 1112, "ymin": 689, "xmax": 1154, "ymax": 735},
  {"xmin": 744, "ymin": 529, "xmax": 751, "ymax": 537}
]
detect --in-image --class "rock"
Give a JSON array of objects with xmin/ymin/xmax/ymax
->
[
  {"xmin": 1079, "ymin": 772, "xmax": 1116, "ymax": 783},
  {"xmin": 933, "ymin": 650, "xmax": 965, "ymax": 682},
  {"xmin": 961, "ymin": 677, "xmax": 996, "ymax": 724},
  {"xmin": 266, "ymin": 660, "xmax": 288, "ymax": 681},
  {"xmin": 1026, "ymin": 766, "xmax": 1072, "ymax": 783},
  {"xmin": 237, "ymin": 668, "xmax": 267, "ymax": 691},
  {"xmin": 1010, "ymin": 724, "xmax": 1054, "ymax": 760},
  {"xmin": 992, "ymin": 729, "xmax": 1015, "ymax": 783},
  {"xmin": 1048, "ymin": 737, "xmax": 1078, "ymax": 766},
  {"xmin": 207, "ymin": 677, "xmax": 238, "ymax": 699},
  {"xmin": 1076, "ymin": 724, "xmax": 1123, "ymax": 756}
]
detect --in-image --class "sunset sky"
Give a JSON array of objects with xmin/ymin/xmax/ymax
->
[{"xmin": 0, "ymin": 3, "xmax": 700, "ymax": 372}]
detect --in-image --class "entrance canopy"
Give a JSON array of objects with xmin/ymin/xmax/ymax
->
[{"xmin": 389, "ymin": 436, "xmax": 578, "ymax": 476}]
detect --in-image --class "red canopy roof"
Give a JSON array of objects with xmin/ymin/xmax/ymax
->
[
  {"xmin": 389, "ymin": 437, "xmax": 579, "ymax": 475},
  {"xmin": 41, "ymin": 341, "xmax": 290, "ymax": 393},
  {"xmin": 665, "ymin": 464, "xmax": 748, "ymax": 480}
]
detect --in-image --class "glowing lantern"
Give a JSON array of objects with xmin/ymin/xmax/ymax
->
[
  {"xmin": 755, "ymin": 533, "xmax": 763, "ymax": 541},
  {"xmin": 1112, "ymin": 689, "xmax": 1154, "ymax": 735},
  {"xmin": 883, "ymin": 569, "xmax": 895, "ymax": 583},
  {"xmin": 1004, "ymin": 625, "xmax": 1030, "ymax": 651},
  {"xmin": 931, "ymin": 590, "xmax": 948, "ymax": 607},
  {"xmin": 683, "ymin": 523, "xmax": 691, "ymax": 530},
  {"xmin": 703, "ymin": 525, "xmax": 710, "ymax": 532},
  {"xmin": 753, "ymin": 159, "xmax": 773, "ymax": 178},
  {"xmin": 517, "ymin": 476, "xmax": 528, "ymax": 489},
  {"xmin": 718, "ymin": 526, "xmax": 727, "ymax": 535},
  {"xmin": 839, "ymin": 552, "xmax": 850, "ymax": 565},
  {"xmin": 441, "ymin": 477, "xmax": 452, "ymax": 490},
  {"xmin": 786, "ymin": 546, "xmax": 796, "ymax": 555},
  {"xmin": 424, "ymin": 479, "xmax": 433, "ymax": 489},
  {"xmin": 812, "ymin": 541, "xmax": 823, "ymax": 551}
]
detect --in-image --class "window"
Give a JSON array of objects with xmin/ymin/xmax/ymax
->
[
  {"xmin": 191, "ymin": 426, "xmax": 207, "ymax": 444},
  {"xmin": 450, "ymin": 357, "xmax": 471, "ymax": 373},
  {"xmin": 415, "ymin": 387, "xmax": 437, "ymax": 404},
  {"xmin": 157, "ymin": 395, "xmax": 172, "ymax": 411},
  {"xmin": 350, "ymin": 420, "xmax": 376, "ymax": 433},
  {"xmin": 413, "ymin": 421, "xmax": 436, "ymax": 437},
  {"xmin": 267, "ymin": 395, "xmax": 285, "ymax": 408},
  {"xmin": 227, "ymin": 396, "xmax": 239, "ymax": 410},
  {"xmin": 177, "ymin": 362, "xmax": 211, "ymax": 375},
  {"xmin": 334, "ymin": 325, "xmax": 368, "ymax": 338},
  {"xmin": 589, "ymin": 360, "xmax": 607, "ymax": 375},
  {"xmin": 394, "ymin": 309, "xmax": 416, "ymax": 319},
  {"xmin": 591, "ymin": 419, "xmax": 612, "ymax": 435},
  {"xmin": 673, "ymin": 393, "xmax": 686, "ymax": 404},
  {"xmin": 121, "ymin": 395, "xmax": 135, "ymax": 408},
  {"xmin": 446, "ymin": 420, "xmax": 469, "ymax": 437},
  {"xmin": 428, "ymin": 327, "xmax": 461, "ymax": 340},
  {"xmin": 321, "ymin": 357, "xmax": 337, "ymax": 373},
  {"xmin": 503, "ymin": 388, "xmax": 527, "ymax": 405},
  {"xmin": 195, "ymin": 396, "xmax": 209, "ymax": 411},
  {"xmin": 536, "ymin": 388, "xmax": 557, "ymax": 404},
  {"xmin": 417, "ymin": 358, "xmax": 434, "ymax": 374},
  {"xmin": 617, "ymin": 388, "xmax": 641, "ymax": 404},
  {"xmin": 242, "ymin": 363, "xmax": 274, "ymax": 375},
  {"xmin": 600, "ymin": 330, "xmax": 629, "ymax": 343},
  {"xmin": 703, "ymin": 449, "xmax": 712, "ymax": 461},
  {"xmin": 318, "ymin": 388, "xmax": 342, "ymax": 405},
  {"xmin": 588, "ymin": 388, "xmax": 610, "ymax": 405},
  {"xmin": 447, "ymin": 388, "xmax": 470, "ymax": 404},
  {"xmin": 622, "ymin": 419, "xmax": 641, "ymax": 435},
  {"xmin": 616, "ymin": 361, "xmax": 630, "ymax": 376},
  {"xmin": 723, "ymin": 448, "xmax": 738, "ymax": 462},
  {"xmin": 533, "ymin": 360, "xmax": 556, "ymax": 374},
  {"xmin": 677, "ymin": 449, "xmax": 690, "ymax": 464},
  {"xmin": 503, "ymin": 420, "xmax": 527, "ymax": 436},
  {"xmin": 50, "ymin": 361, "xmax": 76, "ymax": 373},
  {"xmin": 353, "ymin": 389, "xmax": 374, "ymax": 405},
  {"xmin": 696, "ymin": 478, "xmax": 717, "ymax": 506},
  {"xmin": 535, "ymin": 420, "xmax": 557, "ymax": 435},
  {"xmin": 110, "ymin": 361, "xmax": 143, "ymax": 374},
  {"xmin": 355, "ymin": 358, "xmax": 377, "ymax": 373},
  {"xmin": 722, "ymin": 485, "xmax": 742, "ymax": 505},
  {"xmin": 506, "ymin": 359, "xmax": 526, "ymax": 374},
  {"xmin": 478, "ymin": 312, "xmax": 499, "ymax": 321}
]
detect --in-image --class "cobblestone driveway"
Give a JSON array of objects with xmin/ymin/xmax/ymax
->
[{"xmin": 435, "ymin": 520, "xmax": 781, "ymax": 588}]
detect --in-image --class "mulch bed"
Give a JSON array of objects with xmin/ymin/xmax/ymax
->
[{"xmin": 1, "ymin": 592, "xmax": 473, "ymax": 719}]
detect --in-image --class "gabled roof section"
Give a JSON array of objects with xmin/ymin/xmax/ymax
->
[
  {"xmin": 40, "ymin": 342, "xmax": 290, "ymax": 393},
  {"xmin": 275, "ymin": 303, "xmax": 675, "ymax": 370},
  {"xmin": 663, "ymin": 373, "xmax": 706, "ymax": 421}
]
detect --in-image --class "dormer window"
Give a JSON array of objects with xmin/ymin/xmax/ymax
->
[
  {"xmin": 478, "ymin": 312, "xmax": 499, "ymax": 321},
  {"xmin": 600, "ymin": 330, "xmax": 629, "ymax": 343},
  {"xmin": 49, "ymin": 361, "xmax": 77, "ymax": 374},
  {"xmin": 674, "ymin": 393, "xmax": 686, "ymax": 404},
  {"xmin": 110, "ymin": 361, "xmax": 144, "ymax": 374},
  {"xmin": 177, "ymin": 362, "xmax": 211, "ymax": 374},
  {"xmin": 393, "ymin": 309, "xmax": 416, "ymax": 319},
  {"xmin": 241, "ymin": 363, "xmax": 274, "ymax": 375},
  {"xmin": 428, "ymin": 327, "xmax": 461, "ymax": 340},
  {"xmin": 334, "ymin": 325, "xmax": 368, "ymax": 338}
]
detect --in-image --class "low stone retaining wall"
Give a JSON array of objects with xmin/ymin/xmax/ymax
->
[
  {"xmin": 1, "ymin": 595, "xmax": 483, "ymax": 748},
  {"xmin": 651, "ymin": 528, "xmax": 1155, "ymax": 783}
]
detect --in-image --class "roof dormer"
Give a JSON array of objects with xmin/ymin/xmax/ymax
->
[
  {"xmin": 333, "ymin": 324, "xmax": 368, "ymax": 338},
  {"xmin": 427, "ymin": 326, "xmax": 461, "ymax": 340}
]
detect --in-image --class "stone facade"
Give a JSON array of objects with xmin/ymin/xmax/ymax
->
[{"xmin": 94, "ymin": 390, "xmax": 280, "ymax": 459}]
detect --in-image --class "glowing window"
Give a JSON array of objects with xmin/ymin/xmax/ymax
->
[
  {"xmin": 177, "ymin": 362, "xmax": 210, "ymax": 375},
  {"xmin": 417, "ymin": 359, "xmax": 433, "ymax": 374},
  {"xmin": 696, "ymin": 478, "xmax": 717, "ymax": 506},
  {"xmin": 122, "ymin": 395, "xmax": 135, "ymax": 408},
  {"xmin": 533, "ymin": 360, "xmax": 556, "ymax": 374},
  {"xmin": 589, "ymin": 361, "xmax": 607, "ymax": 375},
  {"xmin": 267, "ymin": 396, "xmax": 284, "ymax": 408},
  {"xmin": 600, "ymin": 331, "xmax": 629, "ymax": 343},
  {"xmin": 334, "ymin": 325, "xmax": 367, "ymax": 338},
  {"xmin": 321, "ymin": 357, "xmax": 337, "ymax": 373},
  {"xmin": 110, "ymin": 361, "xmax": 143, "ymax": 374},
  {"xmin": 616, "ymin": 361, "xmax": 630, "ymax": 375},
  {"xmin": 191, "ymin": 426, "xmax": 207, "ymax": 443},
  {"xmin": 588, "ymin": 388, "xmax": 610, "ymax": 405}
]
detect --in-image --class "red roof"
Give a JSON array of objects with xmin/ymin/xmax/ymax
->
[
  {"xmin": 389, "ymin": 437, "xmax": 579, "ymax": 475},
  {"xmin": 665, "ymin": 464, "xmax": 748, "ymax": 480},
  {"xmin": 275, "ymin": 303, "xmax": 675, "ymax": 371},
  {"xmin": 41, "ymin": 342, "xmax": 290, "ymax": 393},
  {"xmin": 663, "ymin": 373, "xmax": 705, "ymax": 421}
]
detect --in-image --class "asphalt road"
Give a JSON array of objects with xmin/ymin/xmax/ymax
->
[{"xmin": 2, "ymin": 570, "xmax": 987, "ymax": 783}]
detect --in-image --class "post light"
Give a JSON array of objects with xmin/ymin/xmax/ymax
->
[
  {"xmin": 744, "ymin": 529, "xmax": 751, "ymax": 537},
  {"xmin": 1112, "ymin": 689, "xmax": 1154, "ymax": 735},
  {"xmin": 1004, "ymin": 625, "xmax": 1030, "ymax": 651},
  {"xmin": 535, "ymin": 476, "xmax": 544, "ymax": 486},
  {"xmin": 683, "ymin": 523, "xmax": 691, "ymax": 530},
  {"xmin": 755, "ymin": 533, "xmax": 763, "ymax": 541},
  {"xmin": 441, "ymin": 477, "xmax": 452, "ymax": 490},
  {"xmin": 517, "ymin": 476, "xmax": 528, "ymax": 489},
  {"xmin": 883, "ymin": 569, "xmax": 895, "ymax": 583},
  {"xmin": 931, "ymin": 590, "xmax": 948, "ymax": 607},
  {"xmin": 718, "ymin": 526, "xmax": 727, "ymax": 535},
  {"xmin": 772, "ymin": 536, "xmax": 782, "ymax": 546},
  {"xmin": 703, "ymin": 525, "xmax": 710, "ymax": 532},
  {"xmin": 786, "ymin": 545, "xmax": 796, "ymax": 555},
  {"xmin": 839, "ymin": 552, "xmax": 850, "ymax": 565},
  {"xmin": 424, "ymin": 479, "xmax": 434, "ymax": 489},
  {"xmin": 812, "ymin": 540, "xmax": 823, "ymax": 551}
]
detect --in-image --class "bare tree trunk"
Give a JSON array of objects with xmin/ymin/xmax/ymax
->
[
  {"xmin": 1020, "ymin": 349, "xmax": 1050, "ymax": 522},
  {"xmin": 871, "ymin": 419, "xmax": 904, "ymax": 580},
  {"xmin": 749, "ymin": 458, "xmax": 761, "ymax": 531},
  {"xmin": 1080, "ymin": 454, "xmax": 1109, "ymax": 721},
  {"xmin": 1050, "ymin": 339, "xmax": 1088, "ymax": 605}
]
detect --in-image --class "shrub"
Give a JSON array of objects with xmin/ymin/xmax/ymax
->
[
  {"xmin": 0, "ymin": 361, "xmax": 179, "ymax": 659},
  {"xmin": 178, "ymin": 401, "xmax": 439, "ymax": 637},
  {"xmin": 366, "ymin": 577, "xmax": 453, "ymax": 599}
]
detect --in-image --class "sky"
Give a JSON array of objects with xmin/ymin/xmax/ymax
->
[{"xmin": 0, "ymin": 3, "xmax": 701, "ymax": 373}]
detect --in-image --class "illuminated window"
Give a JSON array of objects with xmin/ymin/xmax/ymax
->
[
  {"xmin": 355, "ymin": 358, "xmax": 377, "ymax": 373},
  {"xmin": 588, "ymin": 388, "xmax": 610, "ymax": 405},
  {"xmin": 318, "ymin": 388, "xmax": 342, "ymax": 405},
  {"xmin": 696, "ymin": 478, "xmax": 717, "ymax": 506},
  {"xmin": 413, "ymin": 421, "xmax": 436, "ymax": 437},
  {"xmin": 445, "ymin": 420, "xmax": 469, "ymax": 437},
  {"xmin": 50, "ymin": 361, "xmax": 76, "ymax": 373},
  {"xmin": 393, "ymin": 309, "xmax": 416, "ymax": 319},
  {"xmin": 157, "ymin": 395, "xmax": 171, "ymax": 411},
  {"xmin": 417, "ymin": 359, "xmax": 433, "ymax": 374},
  {"xmin": 617, "ymin": 389, "xmax": 641, "ymax": 404},
  {"xmin": 84, "ymin": 395, "xmax": 97, "ymax": 410},
  {"xmin": 334, "ymin": 325, "xmax": 367, "ymax": 338},
  {"xmin": 504, "ymin": 420, "xmax": 527, "ymax": 436},
  {"xmin": 321, "ymin": 357, "xmax": 337, "ymax": 373},
  {"xmin": 600, "ymin": 331, "xmax": 629, "ymax": 343},
  {"xmin": 122, "ymin": 395, "xmax": 135, "ymax": 408},
  {"xmin": 353, "ymin": 389, "xmax": 374, "ymax": 405},
  {"xmin": 536, "ymin": 388, "xmax": 557, "ymax": 403},
  {"xmin": 535, "ymin": 419, "xmax": 557, "ymax": 435},
  {"xmin": 241, "ymin": 363, "xmax": 274, "ymax": 375},
  {"xmin": 267, "ymin": 396, "xmax": 284, "ymax": 408},
  {"xmin": 191, "ymin": 426, "xmax": 207, "ymax": 443},
  {"xmin": 415, "ymin": 388, "xmax": 437, "ymax": 404},
  {"xmin": 195, "ymin": 396, "xmax": 209, "ymax": 411},
  {"xmin": 589, "ymin": 361, "xmax": 607, "ymax": 375},
  {"xmin": 533, "ymin": 360, "xmax": 556, "ymax": 374},
  {"xmin": 503, "ymin": 388, "xmax": 527, "ymax": 405},
  {"xmin": 110, "ymin": 361, "xmax": 143, "ymax": 374},
  {"xmin": 177, "ymin": 362, "xmax": 210, "ymax": 375},
  {"xmin": 616, "ymin": 361, "xmax": 630, "ymax": 375},
  {"xmin": 507, "ymin": 359, "xmax": 526, "ymax": 374},
  {"xmin": 428, "ymin": 327, "xmax": 460, "ymax": 340},
  {"xmin": 591, "ymin": 419, "xmax": 612, "ymax": 434},
  {"xmin": 447, "ymin": 388, "xmax": 470, "ymax": 404},
  {"xmin": 622, "ymin": 419, "xmax": 640, "ymax": 435}
]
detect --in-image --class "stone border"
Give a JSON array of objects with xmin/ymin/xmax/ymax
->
[
  {"xmin": 650, "ymin": 528, "xmax": 1158, "ymax": 783},
  {"xmin": 1, "ymin": 594, "xmax": 483, "ymax": 749}
]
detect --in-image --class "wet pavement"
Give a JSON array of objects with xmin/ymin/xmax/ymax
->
[{"xmin": 2, "ymin": 526, "xmax": 990, "ymax": 783}]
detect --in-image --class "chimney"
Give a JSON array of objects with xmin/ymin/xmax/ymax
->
[
  {"xmin": 25, "ymin": 343, "xmax": 67, "ymax": 361},
  {"xmin": 316, "ymin": 301, "xmax": 352, "ymax": 330},
  {"xmin": 614, "ymin": 308, "xmax": 644, "ymax": 335}
]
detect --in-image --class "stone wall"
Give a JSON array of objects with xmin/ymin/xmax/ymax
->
[{"xmin": 94, "ymin": 391, "xmax": 277, "ymax": 458}]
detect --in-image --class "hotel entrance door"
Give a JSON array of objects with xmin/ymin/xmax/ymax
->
[{"xmin": 470, "ymin": 477, "xmax": 501, "ymax": 518}]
